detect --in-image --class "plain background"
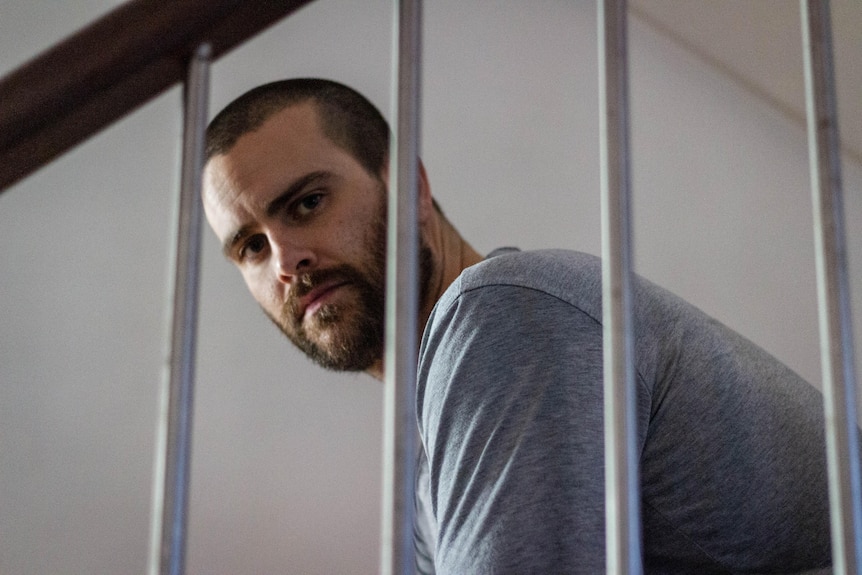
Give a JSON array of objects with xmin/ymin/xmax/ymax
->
[{"xmin": 1, "ymin": 1, "xmax": 860, "ymax": 573}]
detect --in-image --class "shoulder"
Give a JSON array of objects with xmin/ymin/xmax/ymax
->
[
  {"xmin": 461, "ymin": 248, "xmax": 602, "ymax": 292},
  {"xmin": 435, "ymin": 248, "xmax": 604, "ymax": 320},
  {"xmin": 416, "ymin": 249, "xmax": 609, "ymax": 465},
  {"xmin": 417, "ymin": 249, "xmax": 608, "ymax": 406}
]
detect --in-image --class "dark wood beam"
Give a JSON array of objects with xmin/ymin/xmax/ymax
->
[{"xmin": 0, "ymin": 0, "xmax": 317, "ymax": 193}]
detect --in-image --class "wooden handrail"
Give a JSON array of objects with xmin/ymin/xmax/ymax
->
[{"xmin": 0, "ymin": 0, "xmax": 316, "ymax": 193}]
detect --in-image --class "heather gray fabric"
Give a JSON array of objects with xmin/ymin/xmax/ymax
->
[{"xmin": 415, "ymin": 249, "xmax": 834, "ymax": 574}]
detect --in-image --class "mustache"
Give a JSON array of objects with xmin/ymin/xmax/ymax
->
[{"xmin": 283, "ymin": 265, "xmax": 363, "ymax": 321}]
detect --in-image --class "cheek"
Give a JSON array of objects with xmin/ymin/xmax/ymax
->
[
  {"xmin": 242, "ymin": 267, "xmax": 282, "ymax": 309},
  {"xmin": 317, "ymin": 214, "xmax": 365, "ymax": 266},
  {"xmin": 334, "ymin": 195, "xmax": 386, "ymax": 263}
]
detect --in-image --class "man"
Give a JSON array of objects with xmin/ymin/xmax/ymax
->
[{"xmin": 203, "ymin": 78, "xmax": 835, "ymax": 574}]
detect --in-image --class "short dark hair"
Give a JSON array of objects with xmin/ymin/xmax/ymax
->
[{"xmin": 205, "ymin": 78, "xmax": 389, "ymax": 178}]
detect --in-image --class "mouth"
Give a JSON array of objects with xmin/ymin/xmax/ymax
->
[{"xmin": 298, "ymin": 280, "xmax": 349, "ymax": 320}]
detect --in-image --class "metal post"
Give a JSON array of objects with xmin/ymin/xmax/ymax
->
[
  {"xmin": 598, "ymin": 1, "xmax": 642, "ymax": 573},
  {"xmin": 801, "ymin": 2, "xmax": 862, "ymax": 574},
  {"xmin": 381, "ymin": 1, "xmax": 422, "ymax": 574},
  {"xmin": 147, "ymin": 43, "xmax": 210, "ymax": 575}
]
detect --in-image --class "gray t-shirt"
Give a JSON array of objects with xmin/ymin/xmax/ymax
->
[{"xmin": 415, "ymin": 249, "xmax": 834, "ymax": 574}]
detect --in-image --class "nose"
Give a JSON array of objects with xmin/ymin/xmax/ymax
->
[{"xmin": 271, "ymin": 235, "xmax": 317, "ymax": 284}]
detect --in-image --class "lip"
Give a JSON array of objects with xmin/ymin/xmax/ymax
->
[{"xmin": 299, "ymin": 280, "xmax": 348, "ymax": 319}]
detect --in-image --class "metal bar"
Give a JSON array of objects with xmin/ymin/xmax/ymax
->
[
  {"xmin": 801, "ymin": 1, "xmax": 862, "ymax": 573},
  {"xmin": 598, "ymin": 1, "xmax": 642, "ymax": 573},
  {"xmin": 380, "ymin": 0, "xmax": 422, "ymax": 573},
  {"xmin": 0, "ymin": 0, "xmax": 316, "ymax": 193},
  {"xmin": 147, "ymin": 43, "xmax": 210, "ymax": 575}
]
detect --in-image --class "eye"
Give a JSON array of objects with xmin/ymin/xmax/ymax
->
[
  {"xmin": 238, "ymin": 234, "xmax": 268, "ymax": 261},
  {"xmin": 292, "ymin": 193, "xmax": 324, "ymax": 219}
]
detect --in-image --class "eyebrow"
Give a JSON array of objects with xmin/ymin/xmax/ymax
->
[
  {"xmin": 265, "ymin": 170, "xmax": 329, "ymax": 219},
  {"xmin": 222, "ymin": 170, "xmax": 330, "ymax": 259}
]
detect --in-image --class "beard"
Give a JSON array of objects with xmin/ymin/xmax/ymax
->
[{"xmin": 264, "ymin": 188, "xmax": 433, "ymax": 373}]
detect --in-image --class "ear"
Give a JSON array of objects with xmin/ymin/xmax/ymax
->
[
  {"xmin": 379, "ymin": 156, "xmax": 390, "ymax": 187},
  {"xmin": 380, "ymin": 156, "xmax": 434, "ymax": 224},
  {"xmin": 418, "ymin": 159, "xmax": 434, "ymax": 225}
]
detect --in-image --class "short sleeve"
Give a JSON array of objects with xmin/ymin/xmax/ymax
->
[{"xmin": 417, "ymin": 282, "xmax": 614, "ymax": 574}]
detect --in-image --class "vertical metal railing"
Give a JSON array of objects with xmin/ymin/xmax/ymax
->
[
  {"xmin": 16, "ymin": 4, "xmax": 850, "ymax": 575},
  {"xmin": 801, "ymin": 1, "xmax": 862, "ymax": 574},
  {"xmin": 598, "ymin": 0, "xmax": 643, "ymax": 573},
  {"xmin": 381, "ymin": 0, "xmax": 422, "ymax": 574},
  {"xmin": 147, "ymin": 43, "xmax": 210, "ymax": 575}
]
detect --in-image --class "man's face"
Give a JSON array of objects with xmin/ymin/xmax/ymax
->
[{"xmin": 202, "ymin": 102, "xmax": 390, "ymax": 373}]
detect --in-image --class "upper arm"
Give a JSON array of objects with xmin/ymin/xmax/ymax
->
[{"xmin": 417, "ymin": 284, "xmax": 609, "ymax": 574}]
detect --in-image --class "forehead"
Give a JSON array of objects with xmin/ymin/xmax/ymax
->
[{"xmin": 202, "ymin": 102, "xmax": 352, "ymax": 239}]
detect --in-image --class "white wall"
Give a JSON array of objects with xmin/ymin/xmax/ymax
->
[{"xmin": 1, "ymin": 1, "xmax": 860, "ymax": 574}]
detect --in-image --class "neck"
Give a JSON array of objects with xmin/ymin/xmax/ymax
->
[
  {"xmin": 420, "ymin": 214, "xmax": 482, "ymax": 327},
  {"xmin": 366, "ymin": 211, "xmax": 482, "ymax": 382}
]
